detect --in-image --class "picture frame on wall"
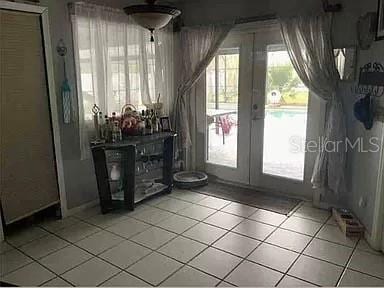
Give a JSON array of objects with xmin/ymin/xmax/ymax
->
[{"xmin": 377, "ymin": 0, "xmax": 384, "ymax": 40}]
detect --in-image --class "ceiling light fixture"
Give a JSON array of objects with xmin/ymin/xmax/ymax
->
[{"xmin": 124, "ymin": 0, "xmax": 181, "ymax": 42}]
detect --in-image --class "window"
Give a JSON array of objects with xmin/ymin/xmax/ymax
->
[{"xmin": 73, "ymin": 15, "xmax": 163, "ymax": 121}]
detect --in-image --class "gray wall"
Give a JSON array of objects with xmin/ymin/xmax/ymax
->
[
  {"xmin": 344, "ymin": 41, "xmax": 384, "ymax": 233},
  {"xmin": 41, "ymin": 0, "xmax": 384, "ymax": 233},
  {"xmin": 40, "ymin": 0, "xmax": 132, "ymax": 209}
]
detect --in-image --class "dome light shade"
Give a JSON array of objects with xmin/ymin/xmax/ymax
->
[{"xmin": 124, "ymin": 0, "xmax": 181, "ymax": 41}]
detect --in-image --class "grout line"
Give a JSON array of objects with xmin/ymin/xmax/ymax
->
[
  {"xmin": 3, "ymin": 192, "xmax": 382, "ymax": 287},
  {"xmin": 273, "ymin": 214, "xmax": 332, "ymax": 287},
  {"xmin": 335, "ymin": 240, "xmax": 359, "ymax": 287}
]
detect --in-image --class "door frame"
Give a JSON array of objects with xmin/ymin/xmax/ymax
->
[
  {"xmin": 249, "ymin": 24, "xmax": 326, "ymax": 199},
  {"xmin": 0, "ymin": 1, "xmax": 67, "ymax": 226},
  {"xmin": 197, "ymin": 21, "xmax": 325, "ymax": 200},
  {"xmin": 198, "ymin": 32, "xmax": 254, "ymax": 184}
]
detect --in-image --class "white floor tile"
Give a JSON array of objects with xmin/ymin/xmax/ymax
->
[
  {"xmin": 39, "ymin": 216, "xmax": 80, "ymax": 232},
  {"xmin": 356, "ymin": 239, "xmax": 383, "ymax": 255},
  {"xmin": 182, "ymin": 223, "xmax": 227, "ymax": 245},
  {"xmin": 106, "ymin": 218, "xmax": 150, "ymax": 239},
  {"xmin": 158, "ymin": 236, "xmax": 207, "ymax": 263},
  {"xmin": 0, "ymin": 249, "xmax": 33, "ymax": 276},
  {"xmin": 248, "ymin": 243, "xmax": 299, "ymax": 272},
  {"xmin": 316, "ymin": 224, "xmax": 358, "ymax": 247},
  {"xmin": 293, "ymin": 206, "xmax": 330, "ymax": 223},
  {"xmin": 288, "ymin": 255, "xmax": 343, "ymax": 286},
  {"xmin": 6, "ymin": 226, "xmax": 48, "ymax": 247},
  {"xmin": 72, "ymin": 205, "xmax": 101, "ymax": 220},
  {"xmin": 177, "ymin": 204, "xmax": 216, "ymax": 221},
  {"xmin": 277, "ymin": 275, "xmax": 316, "ymax": 287},
  {"xmin": 217, "ymin": 281, "xmax": 235, "ymax": 287},
  {"xmin": 19, "ymin": 234, "xmax": 69, "ymax": 259},
  {"xmin": 127, "ymin": 252, "xmax": 183, "ymax": 286},
  {"xmin": 76, "ymin": 230, "xmax": 124, "ymax": 254},
  {"xmin": 132, "ymin": 207, "xmax": 174, "ymax": 224},
  {"xmin": 160, "ymin": 266, "xmax": 220, "ymax": 287},
  {"xmin": 232, "ymin": 219, "xmax": 275, "ymax": 241},
  {"xmin": 326, "ymin": 216, "xmax": 338, "ymax": 226},
  {"xmin": 123, "ymin": 204, "xmax": 151, "ymax": 218},
  {"xmin": 348, "ymin": 249, "xmax": 384, "ymax": 279},
  {"xmin": 203, "ymin": 211, "xmax": 244, "ymax": 230},
  {"xmin": 225, "ymin": 260, "xmax": 283, "ymax": 287},
  {"xmin": 189, "ymin": 247, "xmax": 242, "ymax": 279},
  {"xmin": 54, "ymin": 221, "xmax": 101, "ymax": 243},
  {"xmin": 249, "ymin": 209, "xmax": 287, "ymax": 226},
  {"xmin": 99, "ymin": 240, "xmax": 151, "ymax": 269},
  {"xmin": 42, "ymin": 277, "xmax": 73, "ymax": 287},
  {"xmin": 266, "ymin": 228, "xmax": 312, "ymax": 253},
  {"xmin": 130, "ymin": 226, "xmax": 177, "ymax": 249},
  {"xmin": 304, "ymin": 238, "xmax": 353, "ymax": 266},
  {"xmin": 145, "ymin": 195, "xmax": 171, "ymax": 206},
  {"xmin": 101, "ymin": 271, "xmax": 150, "ymax": 287},
  {"xmin": 61, "ymin": 257, "xmax": 120, "ymax": 286},
  {"xmin": 197, "ymin": 196, "xmax": 231, "ymax": 210},
  {"xmin": 155, "ymin": 198, "xmax": 192, "ymax": 212},
  {"xmin": 221, "ymin": 202, "xmax": 258, "ymax": 217},
  {"xmin": 39, "ymin": 245, "xmax": 93, "ymax": 274},
  {"xmin": 339, "ymin": 269, "xmax": 384, "ymax": 287},
  {"xmin": 213, "ymin": 232, "xmax": 260, "ymax": 257},
  {"xmin": 1, "ymin": 262, "xmax": 55, "ymax": 286},
  {"xmin": 170, "ymin": 190, "xmax": 208, "ymax": 203},
  {"xmin": 156, "ymin": 214, "xmax": 198, "ymax": 233},
  {"xmin": 281, "ymin": 216, "xmax": 323, "ymax": 236},
  {"xmin": 85, "ymin": 213, "xmax": 129, "ymax": 229},
  {"xmin": 0, "ymin": 242, "xmax": 14, "ymax": 255}
]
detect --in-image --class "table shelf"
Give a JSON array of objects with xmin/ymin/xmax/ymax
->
[{"xmin": 91, "ymin": 132, "xmax": 176, "ymax": 213}]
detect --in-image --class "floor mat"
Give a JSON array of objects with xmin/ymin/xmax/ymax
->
[{"xmin": 191, "ymin": 182, "xmax": 302, "ymax": 215}]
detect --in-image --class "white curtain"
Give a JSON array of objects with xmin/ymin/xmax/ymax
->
[
  {"xmin": 173, "ymin": 24, "xmax": 233, "ymax": 169},
  {"xmin": 280, "ymin": 15, "xmax": 346, "ymax": 195},
  {"xmin": 71, "ymin": 2, "xmax": 173, "ymax": 159}
]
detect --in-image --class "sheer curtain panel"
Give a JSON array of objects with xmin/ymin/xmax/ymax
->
[
  {"xmin": 173, "ymin": 24, "xmax": 233, "ymax": 169},
  {"xmin": 280, "ymin": 15, "xmax": 346, "ymax": 196},
  {"xmin": 71, "ymin": 2, "xmax": 173, "ymax": 159}
]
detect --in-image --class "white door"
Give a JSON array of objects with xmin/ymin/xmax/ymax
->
[
  {"xmin": 202, "ymin": 23, "xmax": 324, "ymax": 198},
  {"xmin": 203, "ymin": 33, "xmax": 254, "ymax": 184}
]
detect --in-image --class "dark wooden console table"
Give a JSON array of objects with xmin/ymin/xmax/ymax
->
[{"xmin": 91, "ymin": 132, "xmax": 176, "ymax": 214}]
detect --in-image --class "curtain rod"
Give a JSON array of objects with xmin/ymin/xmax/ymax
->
[{"xmin": 177, "ymin": 13, "xmax": 277, "ymax": 30}]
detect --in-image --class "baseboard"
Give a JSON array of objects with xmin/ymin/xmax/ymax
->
[{"xmin": 65, "ymin": 199, "xmax": 100, "ymax": 217}]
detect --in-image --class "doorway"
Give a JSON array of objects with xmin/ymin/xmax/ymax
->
[{"xmin": 200, "ymin": 23, "xmax": 324, "ymax": 198}]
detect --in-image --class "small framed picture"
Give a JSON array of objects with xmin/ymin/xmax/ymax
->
[
  {"xmin": 377, "ymin": 0, "xmax": 384, "ymax": 40},
  {"xmin": 160, "ymin": 117, "xmax": 171, "ymax": 132}
]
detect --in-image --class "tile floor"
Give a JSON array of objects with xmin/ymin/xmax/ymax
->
[{"xmin": 1, "ymin": 188, "xmax": 384, "ymax": 287}]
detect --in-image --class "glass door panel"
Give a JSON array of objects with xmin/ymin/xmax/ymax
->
[
  {"xmin": 262, "ymin": 46, "xmax": 309, "ymax": 181},
  {"xmin": 203, "ymin": 33, "xmax": 253, "ymax": 185},
  {"xmin": 206, "ymin": 50, "xmax": 240, "ymax": 168}
]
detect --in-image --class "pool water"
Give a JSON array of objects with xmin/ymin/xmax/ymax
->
[{"xmin": 263, "ymin": 108, "xmax": 308, "ymax": 180}]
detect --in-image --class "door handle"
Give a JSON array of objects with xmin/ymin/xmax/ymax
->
[{"xmin": 252, "ymin": 104, "xmax": 263, "ymax": 120}]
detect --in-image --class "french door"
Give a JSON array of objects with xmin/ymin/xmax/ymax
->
[{"xmin": 200, "ymin": 23, "xmax": 324, "ymax": 198}]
